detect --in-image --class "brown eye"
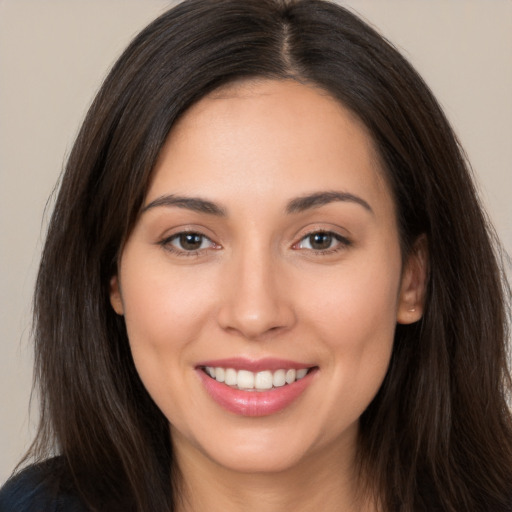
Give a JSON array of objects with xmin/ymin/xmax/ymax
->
[
  {"xmin": 308, "ymin": 232, "xmax": 333, "ymax": 250},
  {"xmin": 294, "ymin": 231, "xmax": 351, "ymax": 253},
  {"xmin": 162, "ymin": 232, "xmax": 216, "ymax": 253},
  {"xmin": 178, "ymin": 233, "xmax": 204, "ymax": 251}
]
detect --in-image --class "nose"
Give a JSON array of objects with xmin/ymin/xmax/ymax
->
[{"xmin": 216, "ymin": 246, "xmax": 296, "ymax": 340}]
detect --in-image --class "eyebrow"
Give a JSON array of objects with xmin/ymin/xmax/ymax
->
[
  {"xmin": 142, "ymin": 195, "xmax": 226, "ymax": 216},
  {"xmin": 142, "ymin": 190, "xmax": 373, "ymax": 217},
  {"xmin": 286, "ymin": 191, "xmax": 373, "ymax": 215}
]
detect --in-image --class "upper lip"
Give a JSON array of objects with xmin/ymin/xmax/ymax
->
[{"xmin": 196, "ymin": 357, "xmax": 315, "ymax": 373}]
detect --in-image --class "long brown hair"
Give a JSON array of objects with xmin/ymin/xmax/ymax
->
[{"xmin": 27, "ymin": 0, "xmax": 512, "ymax": 510}]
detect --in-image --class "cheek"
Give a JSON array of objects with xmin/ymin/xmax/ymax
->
[
  {"xmin": 121, "ymin": 259, "xmax": 214, "ymax": 343},
  {"xmin": 303, "ymin": 253, "xmax": 401, "ymax": 343},
  {"xmin": 295, "ymin": 252, "xmax": 400, "ymax": 411},
  {"xmin": 118, "ymin": 257, "xmax": 219, "ymax": 396},
  {"xmin": 118, "ymin": 260, "xmax": 222, "ymax": 432}
]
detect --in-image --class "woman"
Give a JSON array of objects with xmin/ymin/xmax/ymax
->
[{"xmin": 1, "ymin": 0, "xmax": 511, "ymax": 510}]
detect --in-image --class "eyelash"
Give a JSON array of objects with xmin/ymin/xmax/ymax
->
[
  {"xmin": 293, "ymin": 230, "xmax": 352, "ymax": 255},
  {"xmin": 159, "ymin": 230, "xmax": 352, "ymax": 257},
  {"xmin": 159, "ymin": 231, "xmax": 218, "ymax": 257}
]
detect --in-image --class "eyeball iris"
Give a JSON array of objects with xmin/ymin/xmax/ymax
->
[
  {"xmin": 179, "ymin": 233, "xmax": 204, "ymax": 250},
  {"xmin": 309, "ymin": 233, "xmax": 333, "ymax": 250}
]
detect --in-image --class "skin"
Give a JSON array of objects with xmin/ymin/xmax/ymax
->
[{"xmin": 110, "ymin": 79, "xmax": 427, "ymax": 512}]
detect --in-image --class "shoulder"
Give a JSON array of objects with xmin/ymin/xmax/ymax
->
[{"xmin": 0, "ymin": 458, "xmax": 88, "ymax": 512}]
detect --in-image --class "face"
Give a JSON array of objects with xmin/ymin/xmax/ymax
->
[{"xmin": 110, "ymin": 80, "xmax": 425, "ymax": 476}]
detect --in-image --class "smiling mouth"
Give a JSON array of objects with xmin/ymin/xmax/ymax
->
[{"xmin": 201, "ymin": 366, "xmax": 314, "ymax": 391}]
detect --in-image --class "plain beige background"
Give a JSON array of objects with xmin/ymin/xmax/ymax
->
[{"xmin": 1, "ymin": 0, "xmax": 511, "ymax": 485}]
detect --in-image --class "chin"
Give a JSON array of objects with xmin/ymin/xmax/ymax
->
[{"xmin": 205, "ymin": 442, "xmax": 310, "ymax": 474}]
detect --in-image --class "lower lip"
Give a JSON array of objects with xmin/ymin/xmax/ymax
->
[{"xmin": 197, "ymin": 368, "xmax": 316, "ymax": 417}]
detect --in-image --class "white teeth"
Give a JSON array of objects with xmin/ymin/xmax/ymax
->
[
  {"xmin": 204, "ymin": 366, "xmax": 310, "ymax": 391},
  {"xmin": 215, "ymin": 367, "xmax": 225, "ymax": 383},
  {"xmin": 296, "ymin": 368, "xmax": 308, "ymax": 379},
  {"xmin": 225, "ymin": 368, "xmax": 237, "ymax": 386},
  {"xmin": 272, "ymin": 369, "xmax": 286, "ymax": 387},
  {"xmin": 255, "ymin": 371, "xmax": 273, "ymax": 390},
  {"xmin": 285, "ymin": 369, "xmax": 296, "ymax": 384},
  {"xmin": 237, "ymin": 370, "xmax": 255, "ymax": 390}
]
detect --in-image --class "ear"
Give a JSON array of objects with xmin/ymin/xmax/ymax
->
[
  {"xmin": 109, "ymin": 275, "xmax": 124, "ymax": 315},
  {"xmin": 396, "ymin": 235, "xmax": 428, "ymax": 324}
]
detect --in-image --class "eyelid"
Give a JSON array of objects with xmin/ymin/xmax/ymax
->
[
  {"xmin": 156, "ymin": 224, "xmax": 352, "ymax": 257},
  {"xmin": 159, "ymin": 229, "xmax": 221, "ymax": 256},
  {"xmin": 292, "ymin": 228, "xmax": 352, "ymax": 253}
]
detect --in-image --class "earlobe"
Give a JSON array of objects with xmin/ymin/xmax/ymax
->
[
  {"xmin": 109, "ymin": 275, "xmax": 124, "ymax": 315},
  {"xmin": 397, "ymin": 236, "xmax": 429, "ymax": 325}
]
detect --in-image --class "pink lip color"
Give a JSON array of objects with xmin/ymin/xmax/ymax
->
[
  {"xmin": 197, "ymin": 357, "xmax": 311, "ymax": 372},
  {"xmin": 196, "ymin": 363, "xmax": 317, "ymax": 417}
]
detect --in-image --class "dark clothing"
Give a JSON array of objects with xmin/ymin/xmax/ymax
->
[
  {"xmin": 0, "ymin": 459, "xmax": 88, "ymax": 512},
  {"xmin": 3, "ymin": 458, "xmax": 512, "ymax": 511}
]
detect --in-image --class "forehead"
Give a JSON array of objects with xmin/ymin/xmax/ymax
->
[{"xmin": 148, "ymin": 79, "xmax": 392, "ymax": 217}]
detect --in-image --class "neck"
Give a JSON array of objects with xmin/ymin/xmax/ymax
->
[{"xmin": 172, "ymin": 430, "xmax": 378, "ymax": 512}]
